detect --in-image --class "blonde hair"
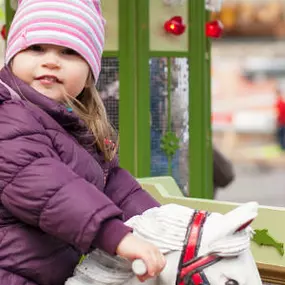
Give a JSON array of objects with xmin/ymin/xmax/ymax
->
[{"xmin": 63, "ymin": 74, "xmax": 118, "ymax": 161}]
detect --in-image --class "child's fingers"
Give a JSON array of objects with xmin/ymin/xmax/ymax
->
[
  {"xmin": 158, "ymin": 253, "xmax": 166, "ymax": 271},
  {"xmin": 150, "ymin": 252, "xmax": 163, "ymax": 276},
  {"xmin": 150, "ymin": 250, "xmax": 166, "ymax": 275},
  {"xmin": 137, "ymin": 273, "xmax": 151, "ymax": 282},
  {"xmin": 142, "ymin": 250, "xmax": 165, "ymax": 277},
  {"xmin": 156, "ymin": 251, "xmax": 166, "ymax": 269}
]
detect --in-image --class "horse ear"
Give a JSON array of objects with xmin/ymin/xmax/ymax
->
[
  {"xmin": 236, "ymin": 219, "xmax": 254, "ymax": 232},
  {"xmin": 205, "ymin": 202, "xmax": 258, "ymax": 256},
  {"xmin": 222, "ymin": 202, "xmax": 258, "ymax": 235}
]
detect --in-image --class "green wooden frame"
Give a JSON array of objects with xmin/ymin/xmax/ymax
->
[
  {"xmin": 4, "ymin": 0, "xmax": 213, "ymax": 198},
  {"xmin": 132, "ymin": 0, "xmax": 213, "ymax": 198},
  {"xmin": 117, "ymin": 0, "xmax": 137, "ymax": 174}
]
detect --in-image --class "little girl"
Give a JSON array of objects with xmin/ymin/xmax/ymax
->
[{"xmin": 0, "ymin": 0, "xmax": 165, "ymax": 284}]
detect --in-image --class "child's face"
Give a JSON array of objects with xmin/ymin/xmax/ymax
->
[{"xmin": 11, "ymin": 44, "xmax": 90, "ymax": 102}]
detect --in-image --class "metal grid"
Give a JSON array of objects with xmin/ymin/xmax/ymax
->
[
  {"xmin": 172, "ymin": 58, "xmax": 189, "ymax": 194},
  {"xmin": 97, "ymin": 57, "xmax": 119, "ymax": 131},
  {"xmin": 150, "ymin": 57, "xmax": 189, "ymax": 194}
]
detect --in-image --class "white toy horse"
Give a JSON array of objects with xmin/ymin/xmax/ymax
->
[{"xmin": 65, "ymin": 202, "xmax": 262, "ymax": 285}]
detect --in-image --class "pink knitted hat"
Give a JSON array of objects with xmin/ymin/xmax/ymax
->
[{"xmin": 5, "ymin": 0, "xmax": 105, "ymax": 82}]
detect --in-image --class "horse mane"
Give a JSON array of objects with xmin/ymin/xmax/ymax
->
[
  {"xmin": 125, "ymin": 204, "xmax": 195, "ymax": 253},
  {"xmin": 127, "ymin": 204, "xmax": 252, "ymax": 257}
]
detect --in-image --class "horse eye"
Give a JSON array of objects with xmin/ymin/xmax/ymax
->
[{"xmin": 225, "ymin": 280, "xmax": 239, "ymax": 285}]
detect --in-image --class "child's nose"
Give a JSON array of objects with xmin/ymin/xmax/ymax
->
[{"xmin": 42, "ymin": 52, "xmax": 61, "ymax": 69}]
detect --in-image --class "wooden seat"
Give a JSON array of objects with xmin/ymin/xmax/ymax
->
[{"xmin": 137, "ymin": 176, "xmax": 184, "ymax": 197}]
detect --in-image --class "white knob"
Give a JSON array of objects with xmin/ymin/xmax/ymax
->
[{"xmin": 132, "ymin": 259, "xmax": 147, "ymax": 276}]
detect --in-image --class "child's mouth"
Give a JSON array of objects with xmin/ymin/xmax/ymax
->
[{"xmin": 35, "ymin": 75, "xmax": 62, "ymax": 85}]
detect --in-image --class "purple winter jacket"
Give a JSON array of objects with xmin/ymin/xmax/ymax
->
[{"xmin": 0, "ymin": 67, "xmax": 159, "ymax": 285}]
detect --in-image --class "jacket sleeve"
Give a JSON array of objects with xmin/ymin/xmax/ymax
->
[
  {"xmin": 104, "ymin": 157, "xmax": 160, "ymax": 221},
  {"xmin": 0, "ymin": 103, "xmax": 131, "ymax": 254}
]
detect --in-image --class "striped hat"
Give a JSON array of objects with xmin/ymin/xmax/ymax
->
[{"xmin": 5, "ymin": 0, "xmax": 105, "ymax": 82}]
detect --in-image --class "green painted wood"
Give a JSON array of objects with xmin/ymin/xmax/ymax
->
[
  {"xmin": 118, "ymin": 0, "xmax": 137, "ymax": 175},
  {"xmin": 102, "ymin": 51, "xmax": 119, "ymax": 57},
  {"xmin": 137, "ymin": 176, "xmax": 184, "ymax": 197},
  {"xmin": 101, "ymin": 0, "xmax": 119, "ymax": 51},
  {"xmin": 188, "ymin": 0, "xmax": 211, "ymax": 198},
  {"xmin": 205, "ymin": 11, "xmax": 213, "ymax": 198},
  {"xmin": 136, "ymin": 0, "xmax": 151, "ymax": 177},
  {"xmin": 149, "ymin": 0, "xmax": 188, "ymax": 52},
  {"xmin": 5, "ymin": 0, "xmax": 15, "ymax": 33},
  {"xmin": 149, "ymin": 51, "xmax": 189, "ymax": 58}
]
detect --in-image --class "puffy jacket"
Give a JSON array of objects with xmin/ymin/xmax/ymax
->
[{"xmin": 0, "ymin": 67, "xmax": 159, "ymax": 285}]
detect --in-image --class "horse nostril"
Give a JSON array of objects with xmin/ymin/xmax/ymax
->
[{"xmin": 225, "ymin": 280, "xmax": 239, "ymax": 285}]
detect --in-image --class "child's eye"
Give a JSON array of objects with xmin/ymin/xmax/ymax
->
[
  {"xmin": 28, "ymin": 45, "xmax": 44, "ymax": 52},
  {"xmin": 62, "ymin": 48, "xmax": 79, "ymax": 56}
]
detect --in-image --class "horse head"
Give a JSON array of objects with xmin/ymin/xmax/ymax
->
[{"xmin": 65, "ymin": 202, "xmax": 262, "ymax": 285}]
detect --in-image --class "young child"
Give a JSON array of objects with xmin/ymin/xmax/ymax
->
[{"xmin": 0, "ymin": 1, "xmax": 165, "ymax": 284}]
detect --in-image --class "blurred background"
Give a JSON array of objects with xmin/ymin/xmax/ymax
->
[
  {"xmin": 0, "ymin": 0, "xmax": 284, "ymax": 207},
  {"xmin": 211, "ymin": 0, "xmax": 285, "ymax": 207}
]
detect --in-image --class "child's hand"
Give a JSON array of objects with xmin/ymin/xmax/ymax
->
[{"xmin": 116, "ymin": 233, "xmax": 166, "ymax": 282}]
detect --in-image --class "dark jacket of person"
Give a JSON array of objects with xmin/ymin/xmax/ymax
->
[{"xmin": 213, "ymin": 147, "xmax": 235, "ymax": 193}]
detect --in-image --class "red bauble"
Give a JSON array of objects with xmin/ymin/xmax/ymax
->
[
  {"xmin": 1, "ymin": 25, "xmax": 6, "ymax": 40},
  {"xmin": 164, "ymin": 16, "xmax": 186, "ymax": 36},
  {"xmin": 205, "ymin": 20, "xmax": 223, "ymax": 38}
]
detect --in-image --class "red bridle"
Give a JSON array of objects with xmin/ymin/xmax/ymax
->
[{"xmin": 176, "ymin": 211, "xmax": 222, "ymax": 285}]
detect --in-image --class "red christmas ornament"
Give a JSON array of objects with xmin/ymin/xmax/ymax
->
[
  {"xmin": 164, "ymin": 16, "xmax": 186, "ymax": 36},
  {"xmin": 1, "ymin": 25, "xmax": 6, "ymax": 40},
  {"xmin": 205, "ymin": 20, "xmax": 223, "ymax": 38}
]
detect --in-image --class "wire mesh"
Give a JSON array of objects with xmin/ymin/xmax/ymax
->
[
  {"xmin": 97, "ymin": 57, "xmax": 119, "ymax": 131},
  {"xmin": 97, "ymin": 56, "xmax": 189, "ymax": 194},
  {"xmin": 150, "ymin": 57, "xmax": 189, "ymax": 194}
]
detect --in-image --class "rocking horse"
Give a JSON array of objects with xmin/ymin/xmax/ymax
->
[{"xmin": 65, "ymin": 202, "xmax": 262, "ymax": 285}]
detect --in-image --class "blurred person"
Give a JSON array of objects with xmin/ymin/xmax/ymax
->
[
  {"xmin": 213, "ymin": 146, "xmax": 235, "ymax": 197},
  {"xmin": 275, "ymin": 87, "xmax": 285, "ymax": 150}
]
